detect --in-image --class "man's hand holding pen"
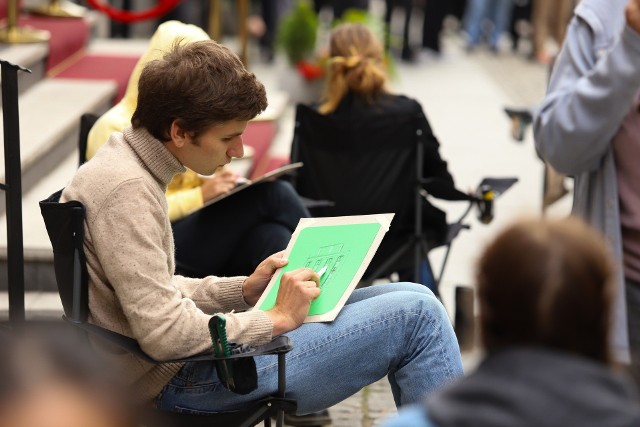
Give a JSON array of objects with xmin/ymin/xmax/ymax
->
[
  {"xmin": 266, "ymin": 267, "xmax": 321, "ymax": 336},
  {"xmin": 242, "ymin": 251, "xmax": 322, "ymax": 336}
]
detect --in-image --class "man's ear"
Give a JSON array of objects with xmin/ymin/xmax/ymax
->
[{"xmin": 169, "ymin": 120, "xmax": 189, "ymax": 148}]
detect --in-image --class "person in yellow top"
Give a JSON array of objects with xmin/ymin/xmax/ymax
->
[{"xmin": 87, "ymin": 20, "xmax": 308, "ymax": 277}]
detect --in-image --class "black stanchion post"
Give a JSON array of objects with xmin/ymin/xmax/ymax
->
[
  {"xmin": 454, "ymin": 286, "xmax": 475, "ymax": 352},
  {"xmin": 0, "ymin": 59, "xmax": 31, "ymax": 323}
]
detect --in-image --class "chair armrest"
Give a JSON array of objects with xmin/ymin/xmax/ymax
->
[
  {"xmin": 177, "ymin": 336, "xmax": 293, "ymax": 363},
  {"xmin": 65, "ymin": 316, "xmax": 292, "ymax": 364},
  {"xmin": 298, "ymin": 196, "xmax": 335, "ymax": 209},
  {"xmin": 67, "ymin": 317, "xmax": 157, "ymax": 364},
  {"xmin": 478, "ymin": 177, "xmax": 518, "ymax": 197},
  {"xmin": 444, "ymin": 223, "xmax": 471, "ymax": 246},
  {"xmin": 420, "ymin": 178, "xmax": 475, "ymax": 202}
]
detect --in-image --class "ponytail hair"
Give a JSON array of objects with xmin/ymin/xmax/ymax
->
[{"xmin": 318, "ymin": 23, "xmax": 388, "ymax": 114}]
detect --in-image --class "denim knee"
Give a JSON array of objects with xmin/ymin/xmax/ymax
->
[{"xmin": 394, "ymin": 282, "xmax": 436, "ymax": 298}]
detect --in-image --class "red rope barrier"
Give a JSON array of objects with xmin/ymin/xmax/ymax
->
[{"xmin": 86, "ymin": 0, "xmax": 182, "ymax": 23}]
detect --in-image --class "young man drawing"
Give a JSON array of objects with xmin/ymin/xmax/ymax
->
[{"xmin": 61, "ymin": 39, "xmax": 463, "ymax": 414}]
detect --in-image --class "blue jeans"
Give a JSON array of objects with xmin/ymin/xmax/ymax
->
[
  {"xmin": 465, "ymin": 0, "xmax": 514, "ymax": 48},
  {"xmin": 156, "ymin": 282, "xmax": 463, "ymax": 415}
]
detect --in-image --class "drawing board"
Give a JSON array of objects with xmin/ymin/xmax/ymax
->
[
  {"xmin": 202, "ymin": 162, "xmax": 303, "ymax": 207},
  {"xmin": 254, "ymin": 213, "xmax": 394, "ymax": 322}
]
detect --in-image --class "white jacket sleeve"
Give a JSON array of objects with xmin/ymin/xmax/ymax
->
[{"xmin": 534, "ymin": 14, "xmax": 640, "ymax": 175}]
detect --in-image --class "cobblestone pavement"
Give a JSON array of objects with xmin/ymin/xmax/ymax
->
[{"xmin": 320, "ymin": 348, "xmax": 483, "ymax": 427}]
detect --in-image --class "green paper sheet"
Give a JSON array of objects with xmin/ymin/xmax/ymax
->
[{"xmin": 254, "ymin": 214, "xmax": 392, "ymax": 322}]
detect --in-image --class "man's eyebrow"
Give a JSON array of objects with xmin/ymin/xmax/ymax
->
[{"xmin": 224, "ymin": 131, "xmax": 244, "ymax": 138}]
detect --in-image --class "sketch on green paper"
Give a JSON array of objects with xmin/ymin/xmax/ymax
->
[{"xmin": 254, "ymin": 213, "xmax": 394, "ymax": 322}]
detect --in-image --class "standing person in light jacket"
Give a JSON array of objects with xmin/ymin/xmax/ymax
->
[{"xmin": 534, "ymin": 0, "xmax": 640, "ymax": 385}]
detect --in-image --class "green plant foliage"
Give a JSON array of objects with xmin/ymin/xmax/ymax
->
[{"xmin": 276, "ymin": 0, "xmax": 319, "ymax": 65}]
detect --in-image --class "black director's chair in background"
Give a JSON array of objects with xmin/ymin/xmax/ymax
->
[{"xmin": 290, "ymin": 103, "xmax": 517, "ymax": 350}]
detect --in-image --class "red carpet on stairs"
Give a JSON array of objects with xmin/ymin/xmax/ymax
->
[
  {"xmin": 6, "ymin": 7, "xmax": 282, "ymax": 169},
  {"xmin": 13, "ymin": 11, "xmax": 140, "ymax": 105},
  {"xmin": 244, "ymin": 121, "xmax": 277, "ymax": 179},
  {"xmin": 52, "ymin": 54, "xmax": 139, "ymax": 103},
  {"xmin": 251, "ymin": 155, "xmax": 291, "ymax": 179},
  {"xmin": 19, "ymin": 15, "xmax": 89, "ymax": 71}
]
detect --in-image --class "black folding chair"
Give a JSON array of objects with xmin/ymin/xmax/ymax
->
[
  {"xmin": 39, "ymin": 189, "xmax": 297, "ymax": 427},
  {"xmin": 290, "ymin": 104, "xmax": 468, "ymax": 293},
  {"xmin": 78, "ymin": 112, "xmax": 100, "ymax": 166},
  {"xmin": 291, "ymin": 104, "xmax": 517, "ymax": 297}
]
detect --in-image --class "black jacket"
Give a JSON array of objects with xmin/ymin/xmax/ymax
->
[
  {"xmin": 426, "ymin": 347, "xmax": 640, "ymax": 427},
  {"xmin": 327, "ymin": 92, "xmax": 454, "ymax": 246}
]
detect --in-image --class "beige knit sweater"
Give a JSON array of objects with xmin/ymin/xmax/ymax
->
[{"xmin": 61, "ymin": 127, "xmax": 273, "ymax": 402}]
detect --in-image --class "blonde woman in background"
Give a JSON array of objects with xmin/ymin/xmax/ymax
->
[{"xmin": 312, "ymin": 22, "xmax": 455, "ymax": 284}]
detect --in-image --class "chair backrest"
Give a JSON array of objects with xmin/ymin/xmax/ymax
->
[
  {"xmin": 39, "ymin": 189, "xmax": 89, "ymax": 323},
  {"xmin": 78, "ymin": 112, "xmax": 99, "ymax": 166},
  {"xmin": 291, "ymin": 103, "xmax": 423, "ymax": 223},
  {"xmin": 291, "ymin": 103, "xmax": 436, "ymax": 279}
]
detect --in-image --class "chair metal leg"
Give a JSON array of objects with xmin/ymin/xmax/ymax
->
[{"xmin": 275, "ymin": 352, "xmax": 286, "ymax": 427}]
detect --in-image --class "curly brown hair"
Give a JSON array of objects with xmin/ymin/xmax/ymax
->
[{"xmin": 132, "ymin": 39, "xmax": 267, "ymax": 141}]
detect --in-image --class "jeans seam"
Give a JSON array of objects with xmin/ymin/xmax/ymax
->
[
  {"xmin": 257, "ymin": 309, "xmax": 434, "ymax": 374},
  {"xmin": 429, "ymin": 307, "xmax": 457, "ymax": 381}
]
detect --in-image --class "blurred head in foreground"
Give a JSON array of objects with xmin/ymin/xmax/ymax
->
[
  {"xmin": 0, "ymin": 324, "xmax": 133, "ymax": 427},
  {"xmin": 383, "ymin": 217, "xmax": 637, "ymax": 427},
  {"xmin": 477, "ymin": 216, "xmax": 615, "ymax": 363}
]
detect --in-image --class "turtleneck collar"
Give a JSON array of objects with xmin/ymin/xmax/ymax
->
[{"xmin": 123, "ymin": 126, "xmax": 185, "ymax": 186}]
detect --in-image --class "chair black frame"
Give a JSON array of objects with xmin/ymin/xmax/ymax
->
[
  {"xmin": 78, "ymin": 112, "xmax": 100, "ymax": 166},
  {"xmin": 291, "ymin": 104, "xmax": 518, "ymax": 298},
  {"xmin": 290, "ymin": 104, "xmax": 473, "ymax": 295},
  {"xmin": 39, "ymin": 189, "xmax": 297, "ymax": 427}
]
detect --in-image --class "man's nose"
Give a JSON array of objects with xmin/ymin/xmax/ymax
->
[{"xmin": 229, "ymin": 138, "xmax": 244, "ymax": 159}]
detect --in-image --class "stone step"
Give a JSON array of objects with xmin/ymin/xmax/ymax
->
[
  {"xmin": 0, "ymin": 43, "xmax": 49, "ymax": 98},
  {"xmin": 0, "ymin": 291, "xmax": 63, "ymax": 321},
  {"xmin": 0, "ymin": 78, "xmax": 117, "ymax": 291},
  {"xmin": 0, "ymin": 77, "xmax": 117, "ymax": 214},
  {"xmin": 0, "ymin": 147, "xmax": 78, "ymax": 292}
]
